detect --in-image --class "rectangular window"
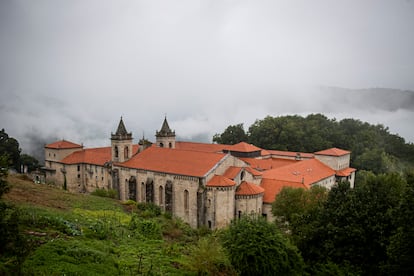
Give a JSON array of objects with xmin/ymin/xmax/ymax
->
[{"xmin": 77, "ymin": 165, "xmax": 80, "ymax": 171}]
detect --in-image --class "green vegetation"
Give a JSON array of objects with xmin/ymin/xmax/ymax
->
[
  {"xmin": 1, "ymin": 175, "xmax": 207, "ymax": 275},
  {"xmin": 222, "ymin": 215, "xmax": 305, "ymax": 276},
  {"xmin": 0, "ymin": 129, "xmax": 40, "ymax": 173},
  {"xmin": 272, "ymin": 173, "xmax": 414, "ymax": 275},
  {"xmin": 213, "ymin": 114, "xmax": 414, "ymax": 173}
]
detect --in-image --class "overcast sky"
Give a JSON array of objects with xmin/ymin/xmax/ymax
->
[{"xmin": 1, "ymin": 0, "xmax": 413, "ymax": 157}]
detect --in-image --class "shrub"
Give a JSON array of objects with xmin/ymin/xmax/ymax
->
[
  {"xmin": 136, "ymin": 202, "xmax": 161, "ymax": 218},
  {"xmin": 222, "ymin": 216, "xmax": 305, "ymax": 276}
]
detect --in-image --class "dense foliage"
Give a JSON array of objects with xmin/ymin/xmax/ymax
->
[
  {"xmin": 272, "ymin": 173, "xmax": 414, "ymax": 275},
  {"xmin": 213, "ymin": 114, "xmax": 414, "ymax": 173},
  {"xmin": 0, "ymin": 129, "xmax": 39, "ymax": 173},
  {"xmin": 221, "ymin": 215, "xmax": 305, "ymax": 276}
]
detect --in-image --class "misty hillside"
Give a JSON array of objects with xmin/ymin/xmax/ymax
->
[{"xmin": 320, "ymin": 87, "xmax": 414, "ymax": 112}]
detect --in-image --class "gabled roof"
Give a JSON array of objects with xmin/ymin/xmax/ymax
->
[
  {"xmin": 118, "ymin": 146, "xmax": 227, "ymax": 177},
  {"xmin": 175, "ymin": 141, "xmax": 226, "ymax": 153},
  {"xmin": 260, "ymin": 179, "xmax": 307, "ymax": 203},
  {"xmin": 223, "ymin": 166, "xmax": 243, "ymax": 179},
  {"xmin": 240, "ymin": 157, "xmax": 297, "ymax": 171},
  {"xmin": 262, "ymin": 158, "xmax": 336, "ymax": 187},
  {"xmin": 60, "ymin": 145, "xmax": 139, "ymax": 166},
  {"xmin": 236, "ymin": 181, "xmax": 264, "ymax": 196},
  {"xmin": 207, "ymin": 175, "xmax": 236, "ymax": 187},
  {"xmin": 315, "ymin": 147, "xmax": 350, "ymax": 156},
  {"xmin": 244, "ymin": 166, "xmax": 263, "ymax": 177},
  {"xmin": 45, "ymin": 140, "xmax": 83, "ymax": 149},
  {"xmin": 61, "ymin": 147, "xmax": 111, "ymax": 166},
  {"xmin": 336, "ymin": 167, "xmax": 357, "ymax": 177},
  {"xmin": 224, "ymin": 142, "xmax": 262, "ymax": 153}
]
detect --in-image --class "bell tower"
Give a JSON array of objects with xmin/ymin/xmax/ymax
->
[
  {"xmin": 156, "ymin": 116, "xmax": 176, "ymax": 148},
  {"xmin": 111, "ymin": 117, "xmax": 133, "ymax": 163}
]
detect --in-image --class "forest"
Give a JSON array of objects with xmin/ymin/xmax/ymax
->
[
  {"xmin": 1, "ymin": 115, "xmax": 414, "ymax": 275},
  {"xmin": 213, "ymin": 113, "xmax": 414, "ymax": 174}
]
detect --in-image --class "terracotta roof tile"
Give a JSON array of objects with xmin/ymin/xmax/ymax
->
[
  {"xmin": 61, "ymin": 145, "xmax": 139, "ymax": 166},
  {"xmin": 223, "ymin": 166, "xmax": 243, "ymax": 179},
  {"xmin": 224, "ymin": 142, "xmax": 262, "ymax": 152},
  {"xmin": 119, "ymin": 146, "xmax": 227, "ymax": 177},
  {"xmin": 240, "ymin": 157, "xmax": 297, "ymax": 171},
  {"xmin": 45, "ymin": 140, "xmax": 83, "ymax": 149},
  {"xmin": 260, "ymin": 179, "xmax": 307, "ymax": 203},
  {"xmin": 244, "ymin": 166, "xmax": 262, "ymax": 177},
  {"xmin": 207, "ymin": 175, "xmax": 236, "ymax": 187},
  {"xmin": 315, "ymin": 147, "xmax": 350, "ymax": 156},
  {"xmin": 175, "ymin": 141, "xmax": 227, "ymax": 153},
  {"xmin": 336, "ymin": 167, "xmax": 356, "ymax": 177},
  {"xmin": 262, "ymin": 159, "xmax": 336, "ymax": 187},
  {"xmin": 236, "ymin": 181, "xmax": 264, "ymax": 196}
]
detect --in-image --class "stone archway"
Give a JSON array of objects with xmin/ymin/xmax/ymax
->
[
  {"xmin": 145, "ymin": 178, "xmax": 154, "ymax": 203},
  {"xmin": 128, "ymin": 176, "xmax": 137, "ymax": 200}
]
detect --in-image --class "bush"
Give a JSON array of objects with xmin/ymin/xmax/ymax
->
[
  {"xmin": 129, "ymin": 214, "xmax": 162, "ymax": 240},
  {"xmin": 222, "ymin": 216, "xmax": 305, "ymax": 276},
  {"xmin": 136, "ymin": 202, "xmax": 161, "ymax": 218}
]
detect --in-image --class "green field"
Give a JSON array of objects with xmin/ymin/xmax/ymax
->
[{"xmin": 2, "ymin": 175, "xmax": 212, "ymax": 275}]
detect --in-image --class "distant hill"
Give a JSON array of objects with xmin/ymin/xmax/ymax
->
[{"xmin": 320, "ymin": 87, "xmax": 414, "ymax": 112}]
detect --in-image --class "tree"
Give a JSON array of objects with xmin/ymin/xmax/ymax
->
[
  {"xmin": 19, "ymin": 154, "xmax": 40, "ymax": 173},
  {"xmin": 213, "ymin": 123, "xmax": 248, "ymax": 145},
  {"xmin": 385, "ymin": 172, "xmax": 414, "ymax": 275},
  {"xmin": 0, "ymin": 129, "xmax": 21, "ymax": 172},
  {"xmin": 221, "ymin": 216, "xmax": 304, "ymax": 276}
]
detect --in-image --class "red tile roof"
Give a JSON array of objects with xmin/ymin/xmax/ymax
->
[
  {"xmin": 224, "ymin": 142, "xmax": 262, "ymax": 152},
  {"xmin": 315, "ymin": 147, "xmax": 350, "ymax": 156},
  {"xmin": 207, "ymin": 175, "xmax": 236, "ymax": 187},
  {"xmin": 260, "ymin": 179, "xmax": 307, "ymax": 203},
  {"xmin": 267, "ymin": 150, "xmax": 314, "ymax": 159},
  {"xmin": 119, "ymin": 146, "xmax": 227, "ymax": 177},
  {"xmin": 244, "ymin": 166, "xmax": 262, "ymax": 177},
  {"xmin": 236, "ymin": 181, "xmax": 265, "ymax": 196},
  {"xmin": 336, "ymin": 167, "xmax": 356, "ymax": 177},
  {"xmin": 45, "ymin": 140, "xmax": 83, "ymax": 149},
  {"xmin": 61, "ymin": 147, "xmax": 111, "ymax": 165},
  {"xmin": 60, "ymin": 145, "xmax": 139, "ymax": 166},
  {"xmin": 175, "ymin": 141, "xmax": 226, "ymax": 153},
  {"xmin": 223, "ymin": 166, "xmax": 243, "ymax": 179},
  {"xmin": 240, "ymin": 157, "xmax": 297, "ymax": 171},
  {"xmin": 262, "ymin": 159, "xmax": 336, "ymax": 187}
]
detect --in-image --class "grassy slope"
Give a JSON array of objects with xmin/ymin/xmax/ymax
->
[{"xmin": 3, "ymin": 175, "xmax": 197, "ymax": 275}]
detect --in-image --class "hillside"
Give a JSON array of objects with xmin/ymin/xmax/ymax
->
[{"xmin": 2, "ymin": 175, "xmax": 206, "ymax": 275}]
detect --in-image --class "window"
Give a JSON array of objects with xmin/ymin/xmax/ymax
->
[
  {"xmin": 184, "ymin": 190, "xmax": 189, "ymax": 211},
  {"xmin": 169, "ymin": 142, "xmax": 172, "ymax": 148},
  {"xmin": 77, "ymin": 174, "xmax": 80, "ymax": 179},
  {"xmin": 124, "ymin": 146, "xmax": 129, "ymax": 159},
  {"xmin": 114, "ymin": 146, "xmax": 119, "ymax": 158},
  {"xmin": 77, "ymin": 165, "xmax": 80, "ymax": 171},
  {"xmin": 159, "ymin": 186, "xmax": 164, "ymax": 205},
  {"xmin": 159, "ymin": 142, "xmax": 164, "ymax": 148}
]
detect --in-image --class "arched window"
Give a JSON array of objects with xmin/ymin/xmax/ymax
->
[
  {"xmin": 124, "ymin": 146, "xmax": 129, "ymax": 159},
  {"xmin": 169, "ymin": 142, "xmax": 172, "ymax": 148},
  {"xmin": 159, "ymin": 142, "xmax": 164, "ymax": 148},
  {"xmin": 114, "ymin": 146, "xmax": 119, "ymax": 158},
  {"xmin": 184, "ymin": 190, "xmax": 189, "ymax": 211},
  {"xmin": 141, "ymin": 182, "xmax": 145, "ymax": 202},
  {"xmin": 159, "ymin": 186, "xmax": 164, "ymax": 205}
]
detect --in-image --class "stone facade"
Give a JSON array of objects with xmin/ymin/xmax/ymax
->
[{"xmin": 41, "ymin": 117, "xmax": 356, "ymax": 229}]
